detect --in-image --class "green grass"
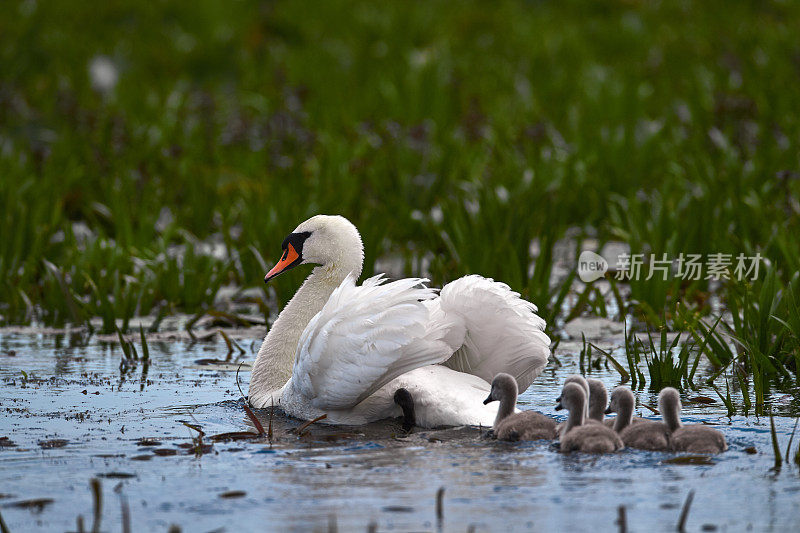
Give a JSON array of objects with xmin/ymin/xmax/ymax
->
[{"xmin": 1, "ymin": 1, "xmax": 800, "ymax": 400}]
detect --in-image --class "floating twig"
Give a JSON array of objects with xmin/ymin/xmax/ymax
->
[
  {"xmin": 236, "ymin": 362, "xmax": 247, "ymax": 400},
  {"xmin": 0, "ymin": 509, "xmax": 10, "ymax": 533},
  {"xmin": 269, "ymin": 397, "xmax": 274, "ymax": 445},
  {"xmin": 185, "ymin": 309, "xmax": 207, "ymax": 341},
  {"xmin": 436, "ymin": 486, "xmax": 445, "ymax": 528},
  {"xmin": 242, "ymin": 402, "xmax": 266, "ymax": 437},
  {"xmin": 641, "ymin": 403, "xmax": 660, "ymax": 415},
  {"xmin": 90, "ymin": 478, "xmax": 102, "ymax": 533},
  {"xmin": 297, "ymin": 414, "xmax": 327, "ymax": 436},
  {"xmin": 676, "ymin": 489, "xmax": 695, "ymax": 532},
  {"xmin": 120, "ymin": 492, "xmax": 131, "ymax": 533},
  {"xmin": 235, "ymin": 362, "xmax": 266, "ymax": 437},
  {"xmin": 179, "ymin": 421, "xmax": 205, "ymax": 437},
  {"xmin": 219, "ymin": 329, "xmax": 235, "ymax": 359}
]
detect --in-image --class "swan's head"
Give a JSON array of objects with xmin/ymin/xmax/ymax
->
[
  {"xmin": 605, "ymin": 386, "xmax": 634, "ymax": 415},
  {"xmin": 264, "ymin": 215, "xmax": 364, "ymax": 282},
  {"xmin": 658, "ymin": 387, "xmax": 681, "ymax": 414},
  {"xmin": 483, "ymin": 373, "xmax": 517, "ymax": 405},
  {"xmin": 555, "ymin": 374, "xmax": 589, "ymax": 404},
  {"xmin": 393, "ymin": 388, "xmax": 416, "ymax": 432},
  {"xmin": 586, "ymin": 378, "xmax": 607, "ymax": 407},
  {"xmin": 555, "ymin": 382, "xmax": 585, "ymax": 412}
]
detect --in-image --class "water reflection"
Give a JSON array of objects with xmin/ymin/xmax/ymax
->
[{"xmin": 0, "ymin": 332, "xmax": 799, "ymax": 532}]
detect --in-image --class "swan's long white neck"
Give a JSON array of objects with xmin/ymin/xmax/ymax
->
[{"xmin": 249, "ymin": 261, "xmax": 362, "ymax": 408}]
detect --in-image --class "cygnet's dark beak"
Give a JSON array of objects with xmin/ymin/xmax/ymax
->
[
  {"xmin": 605, "ymin": 406, "xmax": 613, "ymax": 414},
  {"xmin": 483, "ymin": 393, "xmax": 494, "ymax": 405},
  {"xmin": 555, "ymin": 400, "xmax": 563, "ymax": 411}
]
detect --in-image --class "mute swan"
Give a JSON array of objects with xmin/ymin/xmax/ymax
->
[
  {"xmin": 483, "ymin": 373, "xmax": 557, "ymax": 441},
  {"xmin": 606, "ymin": 387, "xmax": 670, "ymax": 451},
  {"xmin": 393, "ymin": 388, "xmax": 415, "ymax": 432},
  {"xmin": 248, "ymin": 215, "xmax": 550, "ymax": 428},
  {"xmin": 556, "ymin": 382, "xmax": 623, "ymax": 453},
  {"xmin": 659, "ymin": 388, "xmax": 727, "ymax": 453}
]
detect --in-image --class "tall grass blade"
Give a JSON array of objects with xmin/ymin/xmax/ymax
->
[{"xmin": 769, "ymin": 411, "xmax": 783, "ymax": 471}]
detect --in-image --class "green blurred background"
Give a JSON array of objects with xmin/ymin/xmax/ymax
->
[{"xmin": 1, "ymin": 0, "xmax": 799, "ymax": 335}]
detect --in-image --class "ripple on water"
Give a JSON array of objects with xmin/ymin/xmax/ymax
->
[{"xmin": 0, "ymin": 332, "xmax": 799, "ymax": 532}]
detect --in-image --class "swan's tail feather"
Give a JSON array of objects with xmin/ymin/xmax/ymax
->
[{"xmin": 438, "ymin": 275, "xmax": 550, "ymax": 393}]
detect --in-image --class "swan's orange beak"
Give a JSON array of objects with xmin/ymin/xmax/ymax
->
[{"xmin": 264, "ymin": 243, "xmax": 301, "ymax": 283}]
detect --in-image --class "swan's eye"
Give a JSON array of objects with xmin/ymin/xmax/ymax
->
[{"xmin": 281, "ymin": 249, "xmax": 289, "ymax": 261}]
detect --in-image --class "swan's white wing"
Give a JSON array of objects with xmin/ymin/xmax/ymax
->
[
  {"xmin": 292, "ymin": 274, "xmax": 461, "ymax": 410},
  {"xmin": 438, "ymin": 275, "xmax": 550, "ymax": 392}
]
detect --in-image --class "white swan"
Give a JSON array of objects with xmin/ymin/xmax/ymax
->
[{"xmin": 248, "ymin": 215, "xmax": 551, "ymax": 428}]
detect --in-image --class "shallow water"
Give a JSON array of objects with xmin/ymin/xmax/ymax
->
[{"xmin": 1, "ymin": 331, "xmax": 799, "ymax": 532}]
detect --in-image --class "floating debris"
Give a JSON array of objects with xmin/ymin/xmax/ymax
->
[
  {"xmin": 687, "ymin": 396, "xmax": 716, "ymax": 404},
  {"xmin": 663, "ymin": 455, "xmax": 715, "ymax": 466},
  {"xmin": 219, "ymin": 490, "xmax": 246, "ymax": 499},
  {"xmin": 209, "ymin": 431, "xmax": 261, "ymax": 442},
  {"xmin": 3, "ymin": 498, "xmax": 54, "ymax": 512},
  {"xmin": 38, "ymin": 439, "xmax": 68, "ymax": 449},
  {"xmin": 97, "ymin": 472, "xmax": 136, "ymax": 479},
  {"xmin": 152, "ymin": 448, "xmax": 178, "ymax": 456},
  {"xmin": 677, "ymin": 490, "xmax": 695, "ymax": 532}
]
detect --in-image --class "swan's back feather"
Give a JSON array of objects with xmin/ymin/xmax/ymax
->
[
  {"xmin": 561, "ymin": 424, "xmax": 624, "ymax": 453},
  {"xmin": 671, "ymin": 425, "xmax": 727, "ymax": 453},
  {"xmin": 619, "ymin": 421, "xmax": 670, "ymax": 451},
  {"xmin": 495, "ymin": 410, "xmax": 557, "ymax": 441},
  {"xmin": 292, "ymin": 274, "xmax": 461, "ymax": 410},
  {"xmin": 438, "ymin": 275, "xmax": 550, "ymax": 392}
]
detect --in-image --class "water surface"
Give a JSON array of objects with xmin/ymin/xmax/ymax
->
[{"xmin": 1, "ymin": 331, "xmax": 799, "ymax": 532}]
